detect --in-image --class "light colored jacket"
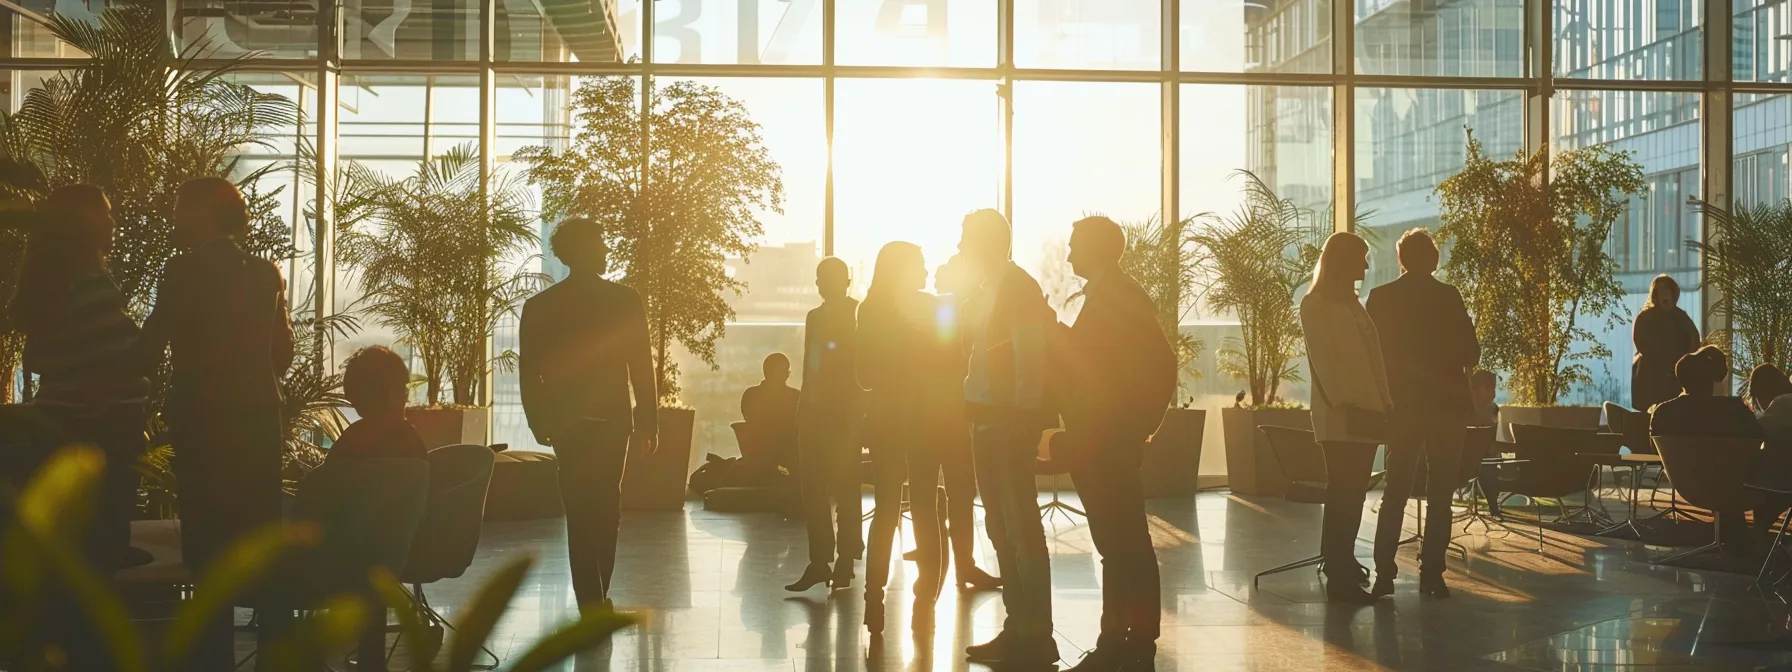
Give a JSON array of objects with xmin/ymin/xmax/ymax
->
[{"xmin": 1300, "ymin": 289, "xmax": 1393, "ymax": 444}]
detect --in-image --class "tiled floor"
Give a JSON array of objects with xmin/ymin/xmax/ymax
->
[{"xmin": 309, "ymin": 491, "xmax": 1792, "ymax": 670}]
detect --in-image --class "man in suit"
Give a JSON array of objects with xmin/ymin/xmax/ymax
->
[
  {"xmin": 520, "ymin": 217, "xmax": 658, "ymax": 613},
  {"xmin": 137, "ymin": 177, "xmax": 295, "ymax": 671},
  {"xmin": 960, "ymin": 209, "xmax": 1059, "ymax": 669},
  {"xmin": 1053, "ymin": 216, "xmax": 1176, "ymax": 672},
  {"xmin": 1365, "ymin": 228, "xmax": 1479, "ymax": 598},
  {"xmin": 785, "ymin": 258, "xmax": 865, "ymax": 592}
]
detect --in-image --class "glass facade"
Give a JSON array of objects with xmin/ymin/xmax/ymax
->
[{"xmin": 5, "ymin": 0, "xmax": 1788, "ymax": 472}]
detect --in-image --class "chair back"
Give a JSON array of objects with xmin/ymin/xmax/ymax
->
[
  {"xmin": 1506, "ymin": 424, "xmax": 1598, "ymax": 499},
  {"xmin": 403, "ymin": 444, "xmax": 496, "ymax": 584},
  {"xmin": 1258, "ymin": 426, "xmax": 1327, "ymax": 504},
  {"xmin": 1454, "ymin": 426, "xmax": 1497, "ymax": 489},
  {"xmin": 1603, "ymin": 402, "xmax": 1653, "ymax": 454},
  {"xmin": 1653, "ymin": 435, "xmax": 1763, "ymax": 513},
  {"xmin": 290, "ymin": 458, "xmax": 430, "ymax": 601}
]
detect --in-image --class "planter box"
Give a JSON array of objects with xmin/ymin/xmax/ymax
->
[
  {"xmin": 407, "ymin": 407, "xmax": 491, "ymax": 449},
  {"xmin": 1498, "ymin": 405, "xmax": 1602, "ymax": 441},
  {"xmin": 622, "ymin": 407, "xmax": 699, "ymax": 511},
  {"xmin": 1221, "ymin": 406, "xmax": 1312, "ymax": 497},
  {"xmin": 1142, "ymin": 408, "xmax": 1206, "ymax": 498}
]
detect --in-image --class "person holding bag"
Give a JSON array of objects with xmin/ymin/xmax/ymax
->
[{"xmin": 1298, "ymin": 231, "xmax": 1393, "ymax": 605}]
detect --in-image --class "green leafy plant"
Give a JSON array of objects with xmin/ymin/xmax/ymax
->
[
  {"xmin": 332, "ymin": 143, "xmax": 544, "ymax": 407},
  {"xmin": 1436, "ymin": 130, "xmax": 1643, "ymax": 406},
  {"xmin": 517, "ymin": 76, "xmax": 784, "ymax": 402},
  {"xmin": 1118, "ymin": 215, "xmax": 1207, "ymax": 387},
  {"xmin": 1687, "ymin": 198, "xmax": 1792, "ymax": 379},
  {"xmin": 1189, "ymin": 171, "xmax": 1327, "ymax": 408}
]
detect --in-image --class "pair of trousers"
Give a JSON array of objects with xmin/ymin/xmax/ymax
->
[
  {"xmin": 938, "ymin": 423, "xmax": 984, "ymax": 575},
  {"xmin": 797, "ymin": 415, "xmax": 864, "ymax": 568},
  {"xmin": 555, "ymin": 423, "xmax": 632, "ymax": 609},
  {"xmin": 42, "ymin": 402, "xmax": 146, "ymax": 568},
  {"xmin": 1374, "ymin": 418, "xmax": 1465, "ymax": 578},
  {"xmin": 972, "ymin": 423, "xmax": 1052, "ymax": 639},
  {"xmin": 1068, "ymin": 436, "xmax": 1159, "ymax": 645},
  {"xmin": 1319, "ymin": 441, "xmax": 1377, "ymax": 579},
  {"xmin": 865, "ymin": 426, "xmax": 944, "ymax": 598}
]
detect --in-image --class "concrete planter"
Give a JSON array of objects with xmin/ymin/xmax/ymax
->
[
  {"xmin": 1142, "ymin": 408, "xmax": 1206, "ymax": 498},
  {"xmin": 1220, "ymin": 406, "xmax": 1312, "ymax": 497},
  {"xmin": 622, "ymin": 407, "xmax": 699, "ymax": 511}
]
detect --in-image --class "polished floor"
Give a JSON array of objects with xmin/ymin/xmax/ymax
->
[{"xmin": 369, "ymin": 488, "xmax": 1792, "ymax": 672}]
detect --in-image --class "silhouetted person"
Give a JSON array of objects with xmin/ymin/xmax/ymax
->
[
  {"xmin": 930, "ymin": 254, "xmax": 1001, "ymax": 591},
  {"xmin": 1053, "ymin": 216, "xmax": 1176, "ymax": 671},
  {"xmin": 856, "ymin": 241, "xmax": 947, "ymax": 634},
  {"xmin": 1633, "ymin": 274, "xmax": 1701, "ymax": 412},
  {"xmin": 1749, "ymin": 364, "xmax": 1792, "ymax": 537},
  {"xmin": 741, "ymin": 353, "xmax": 800, "ymax": 475},
  {"xmin": 137, "ymin": 177, "xmax": 295, "ymax": 671},
  {"xmin": 1365, "ymin": 229, "xmax": 1477, "ymax": 599},
  {"xmin": 1470, "ymin": 369, "xmax": 1507, "ymax": 516},
  {"xmin": 959, "ymin": 209, "xmax": 1059, "ymax": 667},
  {"xmin": 1650, "ymin": 346, "xmax": 1761, "ymax": 555},
  {"xmin": 1299, "ymin": 231, "xmax": 1389, "ymax": 605},
  {"xmin": 786, "ymin": 257, "xmax": 865, "ymax": 593},
  {"xmin": 325, "ymin": 346, "xmax": 427, "ymax": 464},
  {"xmin": 520, "ymin": 217, "xmax": 658, "ymax": 613}
]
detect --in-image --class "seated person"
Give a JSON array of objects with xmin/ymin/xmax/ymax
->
[
  {"xmin": 1749, "ymin": 364, "xmax": 1792, "ymax": 535},
  {"xmin": 327, "ymin": 346, "xmax": 428, "ymax": 464},
  {"xmin": 1470, "ymin": 369, "xmax": 1508, "ymax": 516},
  {"xmin": 741, "ymin": 353, "xmax": 801, "ymax": 471},
  {"xmin": 1652, "ymin": 346, "xmax": 1763, "ymax": 553}
]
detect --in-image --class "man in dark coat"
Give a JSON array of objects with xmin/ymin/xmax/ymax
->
[
  {"xmin": 137, "ymin": 177, "xmax": 295, "ymax": 671},
  {"xmin": 520, "ymin": 217, "xmax": 659, "ymax": 614},
  {"xmin": 1055, "ymin": 216, "xmax": 1177, "ymax": 672}
]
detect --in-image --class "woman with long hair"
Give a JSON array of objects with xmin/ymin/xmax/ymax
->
[
  {"xmin": 1632, "ymin": 274, "xmax": 1700, "ymax": 411},
  {"xmin": 1298, "ymin": 232, "xmax": 1391, "ymax": 604},
  {"xmin": 856, "ymin": 241, "xmax": 947, "ymax": 634}
]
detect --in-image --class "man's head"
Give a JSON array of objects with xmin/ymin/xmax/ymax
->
[
  {"xmin": 1675, "ymin": 345, "xmax": 1729, "ymax": 397},
  {"xmin": 958, "ymin": 208, "xmax": 1011, "ymax": 269},
  {"xmin": 1749, "ymin": 364, "xmax": 1792, "ymax": 411},
  {"xmin": 551, "ymin": 217, "xmax": 607, "ymax": 274},
  {"xmin": 1396, "ymin": 228, "xmax": 1440, "ymax": 275},
  {"xmin": 1068, "ymin": 216, "xmax": 1125, "ymax": 281},
  {"xmin": 174, "ymin": 177, "xmax": 249, "ymax": 248},
  {"xmin": 344, "ymin": 345, "xmax": 411, "ymax": 420},
  {"xmin": 815, "ymin": 257, "xmax": 850, "ymax": 301},
  {"xmin": 1470, "ymin": 368, "xmax": 1497, "ymax": 408},
  {"xmin": 762, "ymin": 352, "xmax": 791, "ymax": 384}
]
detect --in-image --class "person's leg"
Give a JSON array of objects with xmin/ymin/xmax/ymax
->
[
  {"xmin": 591, "ymin": 430, "xmax": 631, "ymax": 600},
  {"xmin": 1102, "ymin": 439, "xmax": 1158, "ymax": 651},
  {"xmin": 970, "ymin": 425, "xmax": 1017, "ymax": 636},
  {"xmin": 1069, "ymin": 437, "xmax": 1154, "ymax": 652},
  {"xmin": 830, "ymin": 424, "xmax": 865, "ymax": 565},
  {"xmin": 796, "ymin": 422, "xmax": 837, "ymax": 569},
  {"xmin": 172, "ymin": 422, "xmax": 236, "ymax": 672},
  {"xmin": 1319, "ymin": 442, "xmax": 1376, "ymax": 581},
  {"xmin": 1372, "ymin": 427, "xmax": 1422, "ymax": 582},
  {"xmin": 554, "ymin": 427, "xmax": 630, "ymax": 610},
  {"xmin": 990, "ymin": 425, "xmax": 1053, "ymax": 646},
  {"xmin": 940, "ymin": 430, "xmax": 983, "ymax": 576},
  {"xmin": 907, "ymin": 448, "xmax": 945, "ymax": 603},
  {"xmin": 1419, "ymin": 421, "xmax": 1465, "ymax": 579},
  {"xmin": 863, "ymin": 440, "xmax": 907, "ymax": 593}
]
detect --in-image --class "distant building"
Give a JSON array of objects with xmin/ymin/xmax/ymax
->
[{"xmin": 726, "ymin": 241, "xmax": 823, "ymax": 324}]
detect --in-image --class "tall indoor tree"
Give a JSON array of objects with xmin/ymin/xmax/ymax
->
[
  {"xmin": 1687, "ymin": 198, "xmax": 1792, "ymax": 380},
  {"xmin": 517, "ymin": 76, "xmax": 784, "ymax": 402},
  {"xmin": 1436, "ymin": 130, "xmax": 1644, "ymax": 406}
]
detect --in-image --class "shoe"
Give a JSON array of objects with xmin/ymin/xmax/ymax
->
[
  {"xmin": 785, "ymin": 565, "xmax": 833, "ymax": 592},
  {"xmin": 958, "ymin": 566, "xmax": 1002, "ymax": 591},
  {"xmin": 830, "ymin": 565, "xmax": 855, "ymax": 589},
  {"xmin": 967, "ymin": 632, "xmax": 1058, "ymax": 666},
  {"xmin": 965, "ymin": 631, "xmax": 1012, "ymax": 662},
  {"xmin": 903, "ymin": 548, "xmax": 920, "ymax": 561},
  {"xmin": 1065, "ymin": 644, "xmax": 1126, "ymax": 672},
  {"xmin": 864, "ymin": 590, "xmax": 885, "ymax": 635},
  {"xmin": 1325, "ymin": 581, "xmax": 1380, "ymax": 605},
  {"xmin": 1419, "ymin": 574, "xmax": 1451, "ymax": 598},
  {"xmin": 1370, "ymin": 574, "xmax": 1396, "ymax": 598}
]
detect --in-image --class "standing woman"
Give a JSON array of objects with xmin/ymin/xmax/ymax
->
[
  {"xmin": 1299, "ymin": 232, "xmax": 1391, "ymax": 605},
  {"xmin": 857, "ymin": 242, "xmax": 946, "ymax": 634},
  {"xmin": 1632, "ymin": 274, "xmax": 1701, "ymax": 411}
]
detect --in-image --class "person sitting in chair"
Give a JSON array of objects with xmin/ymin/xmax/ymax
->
[
  {"xmin": 1651, "ymin": 346, "xmax": 1763, "ymax": 555},
  {"xmin": 1748, "ymin": 364, "xmax": 1792, "ymax": 538},
  {"xmin": 326, "ymin": 345, "xmax": 428, "ymax": 465},
  {"xmin": 741, "ymin": 353, "xmax": 802, "ymax": 477}
]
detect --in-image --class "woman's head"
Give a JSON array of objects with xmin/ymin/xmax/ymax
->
[
  {"xmin": 1749, "ymin": 364, "xmax": 1792, "ymax": 411},
  {"xmin": 1646, "ymin": 274, "xmax": 1680, "ymax": 309},
  {"xmin": 1674, "ymin": 345, "xmax": 1729, "ymax": 396},
  {"xmin": 42, "ymin": 184, "xmax": 114, "ymax": 257},
  {"xmin": 869, "ymin": 242, "xmax": 926, "ymax": 295},
  {"xmin": 1311, "ymin": 232, "xmax": 1369, "ymax": 296},
  {"xmin": 7, "ymin": 184, "xmax": 114, "ymax": 335}
]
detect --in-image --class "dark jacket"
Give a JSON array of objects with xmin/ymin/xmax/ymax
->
[
  {"xmin": 1650, "ymin": 395, "xmax": 1763, "ymax": 439},
  {"xmin": 798, "ymin": 297, "xmax": 862, "ymax": 418},
  {"xmin": 325, "ymin": 416, "xmax": 428, "ymax": 463},
  {"xmin": 964, "ymin": 263, "xmax": 1055, "ymax": 428},
  {"xmin": 1633, "ymin": 305, "xmax": 1701, "ymax": 411},
  {"xmin": 519, "ymin": 273, "xmax": 657, "ymax": 444},
  {"xmin": 1365, "ymin": 273, "xmax": 1479, "ymax": 422},
  {"xmin": 1065, "ymin": 270, "xmax": 1177, "ymax": 443},
  {"xmin": 138, "ymin": 238, "xmax": 294, "ymax": 424},
  {"xmin": 741, "ymin": 381, "xmax": 800, "ymax": 462}
]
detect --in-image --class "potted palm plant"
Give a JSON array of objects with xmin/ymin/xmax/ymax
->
[
  {"xmin": 1437, "ymin": 131, "xmax": 1643, "ymax": 431},
  {"xmin": 334, "ymin": 143, "xmax": 544, "ymax": 448},
  {"xmin": 518, "ymin": 76, "xmax": 784, "ymax": 509},
  {"xmin": 1191, "ymin": 171, "xmax": 1325, "ymax": 496},
  {"xmin": 1687, "ymin": 197, "xmax": 1792, "ymax": 386}
]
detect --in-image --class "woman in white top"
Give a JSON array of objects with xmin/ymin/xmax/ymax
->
[{"xmin": 1299, "ymin": 231, "xmax": 1393, "ymax": 604}]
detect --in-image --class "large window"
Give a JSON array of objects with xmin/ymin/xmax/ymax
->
[{"xmin": 1011, "ymin": 82, "xmax": 1161, "ymax": 279}]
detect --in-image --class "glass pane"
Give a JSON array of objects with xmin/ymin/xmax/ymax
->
[
  {"xmin": 6, "ymin": 4, "xmax": 90, "ymax": 58},
  {"xmin": 1735, "ymin": 93, "xmax": 1792, "ymax": 207},
  {"xmin": 834, "ymin": 78, "xmax": 1001, "ymax": 293},
  {"xmin": 1552, "ymin": 90, "xmax": 1700, "ymax": 403},
  {"xmin": 1012, "ymin": 82, "xmax": 1160, "ymax": 280},
  {"xmin": 1554, "ymin": 0, "xmax": 1702, "ymax": 80},
  {"xmin": 835, "ymin": 0, "xmax": 997, "ymax": 67},
  {"xmin": 1356, "ymin": 0, "xmax": 1523, "ymax": 76},
  {"xmin": 1734, "ymin": 0, "xmax": 1792, "ymax": 82},
  {"xmin": 320, "ymin": 0, "xmax": 485, "ymax": 60},
  {"xmin": 652, "ymin": 0, "xmax": 821, "ymax": 65},
  {"xmin": 1187, "ymin": 0, "xmax": 1331, "ymax": 74},
  {"xmin": 175, "ymin": 0, "xmax": 321, "ymax": 58},
  {"xmin": 1179, "ymin": 85, "xmax": 1332, "ymax": 472},
  {"xmin": 498, "ymin": 0, "xmax": 641, "ymax": 62},
  {"xmin": 1015, "ymin": 0, "xmax": 1159, "ymax": 70}
]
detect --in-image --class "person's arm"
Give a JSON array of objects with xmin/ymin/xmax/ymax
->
[
  {"xmin": 625, "ymin": 291, "xmax": 658, "ymax": 442},
  {"xmin": 799, "ymin": 310, "xmax": 818, "ymax": 407},
  {"xmin": 1300, "ymin": 300, "xmax": 1338, "ymax": 409},
  {"xmin": 270, "ymin": 268, "xmax": 295, "ymax": 377},
  {"xmin": 1006, "ymin": 273, "xmax": 1052, "ymax": 412},
  {"xmin": 518, "ymin": 300, "xmax": 550, "ymax": 445},
  {"xmin": 741, "ymin": 386, "xmax": 758, "ymax": 424}
]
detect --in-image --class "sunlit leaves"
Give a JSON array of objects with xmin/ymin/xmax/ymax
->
[{"xmin": 1687, "ymin": 198, "xmax": 1792, "ymax": 381}]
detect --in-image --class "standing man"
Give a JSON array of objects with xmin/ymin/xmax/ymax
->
[
  {"xmin": 785, "ymin": 257, "xmax": 865, "ymax": 592},
  {"xmin": 521, "ymin": 217, "xmax": 658, "ymax": 614},
  {"xmin": 1365, "ymin": 229, "xmax": 1478, "ymax": 599},
  {"xmin": 138, "ymin": 177, "xmax": 295, "ymax": 671},
  {"xmin": 1055, "ymin": 216, "xmax": 1176, "ymax": 671},
  {"xmin": 959, "ymin": 209, "xmax": 1059, "ymax": 668}
]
